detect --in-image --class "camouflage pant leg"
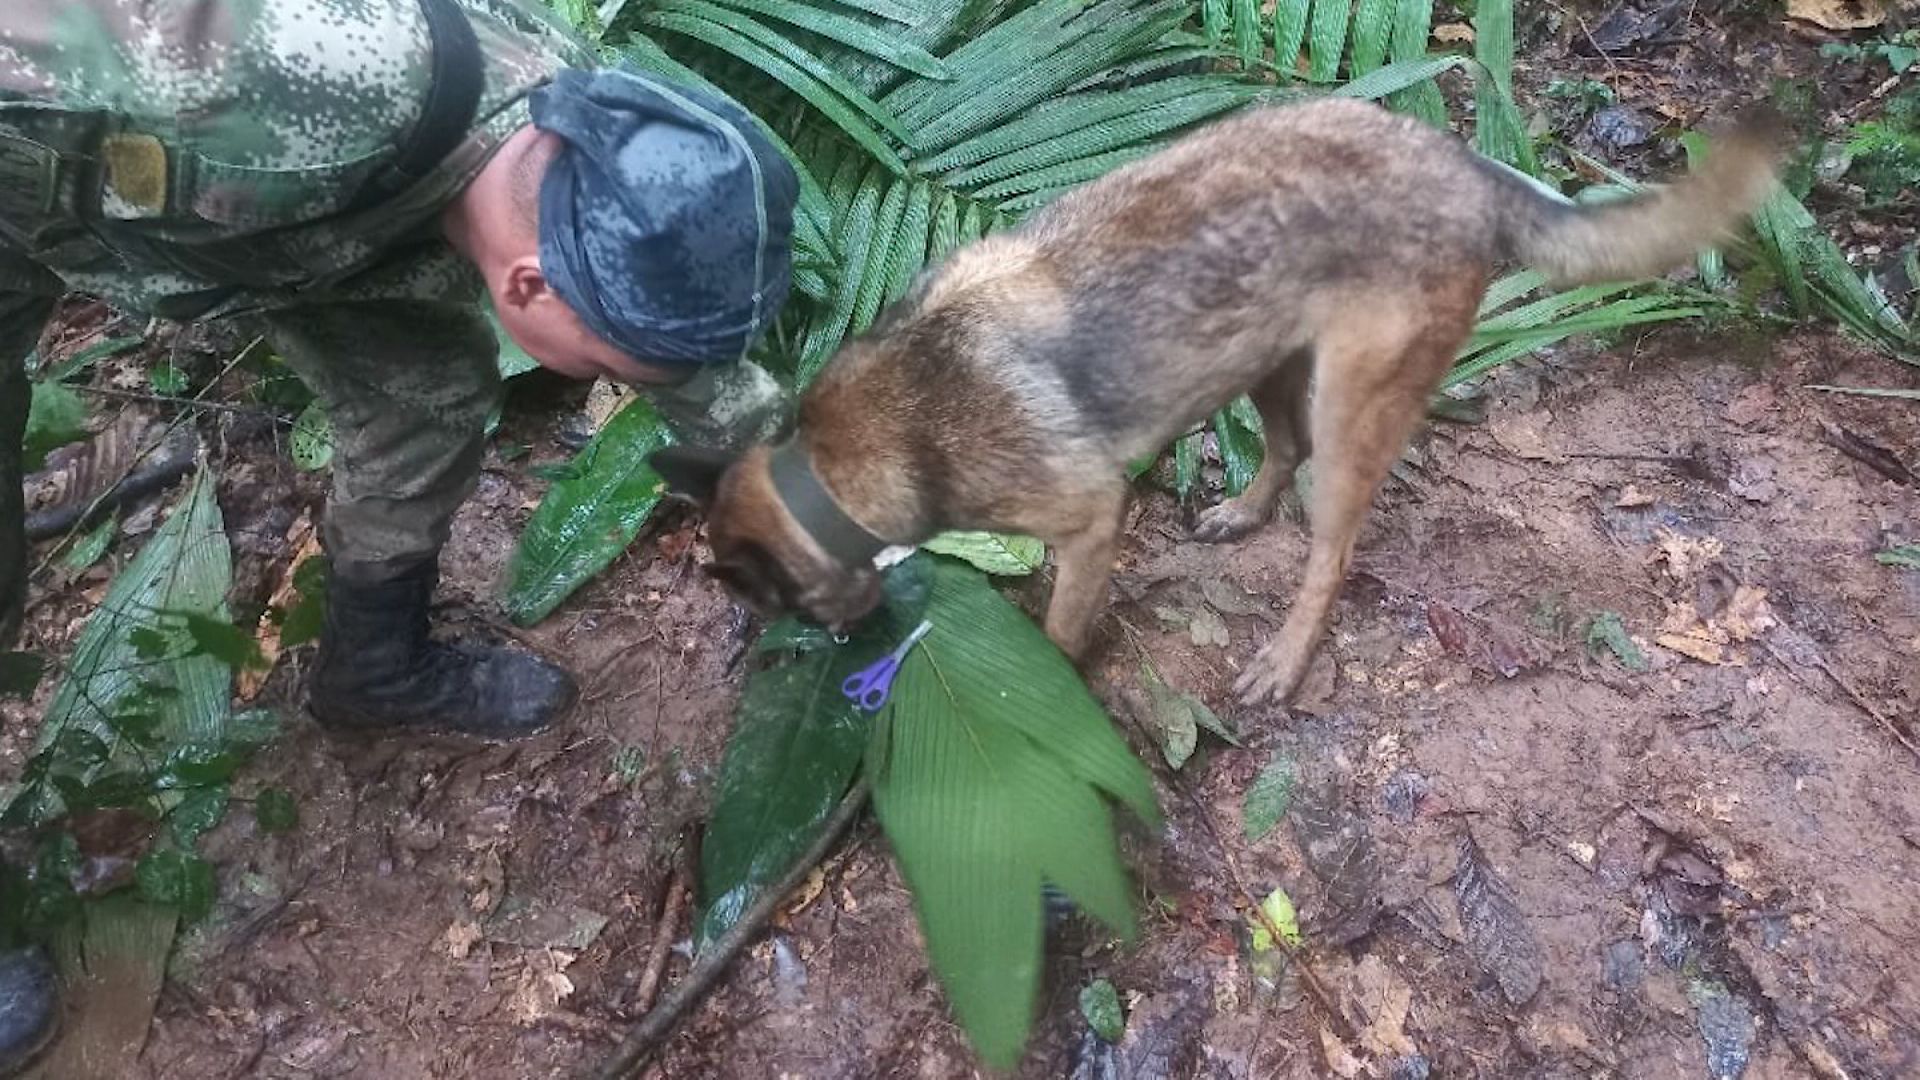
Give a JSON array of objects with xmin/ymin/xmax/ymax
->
[
  {"xmin": 251, "ymin": 300, "xmax": 500, "ymax": 585},
  {"xmin": 0, "ymin": 256, "xmax": 62, "ymax": 651}
]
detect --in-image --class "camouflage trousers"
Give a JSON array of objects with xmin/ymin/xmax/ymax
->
[{"xmin": 2, "ymin": 250, "xmax": 502, "ymax": 648}]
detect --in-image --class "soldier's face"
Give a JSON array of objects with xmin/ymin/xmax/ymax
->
[{"xmin": 493, "ymin": 262, "xmax": 681, "ymax": 386}]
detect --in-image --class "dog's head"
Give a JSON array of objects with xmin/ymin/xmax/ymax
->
[{"xmin": 651, "ymin": 445, "xmax": 884, "ymax": 633}]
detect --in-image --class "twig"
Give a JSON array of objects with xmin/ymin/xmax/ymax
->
[
  {"xmin": 1765, "ymin": 640, "xmax": 1920, "ymax": 763},
  {"xmin": 71, "ymin": 384, "xmax": 288, "ymax": 421},
  {"xmin": 1109, "ymin": 618, "xmax": 1358, "ymax": 1043},
  {"xmin": 631, "ymin": 839, "xmax": 696, "ymax": 1015},
  {"xmin": 588, "ymin": 779, "xmax": 871, "ymax": 1080}
]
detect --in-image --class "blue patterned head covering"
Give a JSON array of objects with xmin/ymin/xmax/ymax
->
[{"xmin": 529, "ymin": 66, "xmax": 797, "ymax": 368}]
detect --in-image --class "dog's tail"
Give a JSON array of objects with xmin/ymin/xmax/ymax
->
[{"xmin": 1490, "ymin": 106, "xmax": 1789, "ymax": 288}]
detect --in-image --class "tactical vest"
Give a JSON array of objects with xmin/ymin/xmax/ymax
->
[{"xmin": 0, "ymin": 0, "xmax": 593, "ymax": 319}]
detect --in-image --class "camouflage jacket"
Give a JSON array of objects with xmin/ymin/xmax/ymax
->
[{"xmin": 0, "ymin": 0, "xmax": 595, "ymax": 320}]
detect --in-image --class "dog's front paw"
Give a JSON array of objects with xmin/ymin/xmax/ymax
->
[
  {"xmin": 1191, "ymin": 499, "xmax": 1270, "ymax": 544},
  {"xmin": 1233, "ymin": 641, "xmax": 1310, "ymax": 707}
]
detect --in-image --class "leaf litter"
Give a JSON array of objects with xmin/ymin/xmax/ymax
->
[
  {"xmin": 1289, "ymin": 775, "xmax": 1384, "ymax": 947},
  {"xmin": 1452, "ymin": 832, "xmax": 1543, "ymax": 1007}
]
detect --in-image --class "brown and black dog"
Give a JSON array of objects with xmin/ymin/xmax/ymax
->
[{"xmin": 653, "ymin": 96, "xmax": 1786, "ymax": 708}]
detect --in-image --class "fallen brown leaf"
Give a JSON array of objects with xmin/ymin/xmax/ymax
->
[
  {"xmin": 1785, "ymin": 0, "xmax": 1886, "ymax": 30},
  {"xmin": 238, "ymin": 515, "xmax": 320, "ymax": 702}
]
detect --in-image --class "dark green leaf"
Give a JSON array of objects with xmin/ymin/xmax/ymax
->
[
  {"xmin": 500, "ymin": 397, "xmax": 675, "ymax": 625},
  {"xmin": 148, "ymin": 363, "xmax": 189, "ymax": 396},
  {"xmin": 153, "ymin": 743, "xmax": 246, "ymax": 790},
  {"xmin": 869, "ymin": 561, "xmax": 1157, "ymax": 1068},
  {"xmin": 1212, "ymin": 398, "xmax": 1264, "ymax": 498},
  {"xmin": 225, "ymin": 708, "xmax": 282, "ymax": 751},
  {"xmin": 180, "ymin": 612, "xmax": 269, "ymax": 671},
  {"xmin": 699, "ymin": 560, "xmax": 933, "ymax": 950},
  {"xmin": 254, "ymin": 788, "xmax": 299, "ymax": 834},
  {"xmin": 63, "ymin": 513, "xmax": 117, "ymax": 572},
  {"xmin": 945, "ymin": 85, "xmax": 1268, "ymax": 189},
  {"xmin": 24, "ymin": 381, "xmax": 86, "ymax": 470},
  {"xmin": 0, "ymin": 651, "xmax": 45, "ymax": 698},
  {"xmin": 291, "ymin": 401, "xmax": 333, "ymax": 471},
  {"xmin": 1349, "ymin": 0, "xmax": 1395, "ymax": 75},
  {"xmin": 128, "ymin": 627, "xmax": 173, "ymax": 660},
  {"xmin": 1079, "ymin": 978, "xmax": 1126, "ymax": 1042},
  {"xmin": 1243, "ymin": 752, "xmax": 1295, "ymax": 841},
  {"xmin": 1386, "ymin": 0, "xmax": 1445, "ymax": 124},
  {"xmin": 1173, "ymin": 432, "xmax": 1201, "ymax": 501},
  {"xmin": 135, "ymin": 849, "xmax": 216, "ymax": 921},
  {"xmin": 168, "ymin": 785, "xmax": 229, "ymax": 846}
]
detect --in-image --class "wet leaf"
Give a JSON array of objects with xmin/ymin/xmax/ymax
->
[
  {"xmin": 1173, "ymin": 432, "xmax": 1202, "ymax": 501},
  {"xmin": 1243, "ymin": 753, "xmax": 1296, "ymax": 842},
  {"xmin": 1289, "ymin": 777, "xmax": 1382, "ymax": 946},
  {"xmin": 45, "ymin": 335, "xmax": 143, "ymax": 383},
  {"xmin": 63, "ymin": 513, "xmax": 117, "ymax": 572},
  {"xmin": 179, "ymin": 612, "xmax": 269, "ymax": 671},
  {"xmin": 921, "ymin": 531, "xmax": 1046, "ymax": 576},
  {"xmin": 148, "ymin": 363, "xmax": 189, "ymax": 396},
  {"xmin": 1079, "ymin": 978, "xmax": 1125, "ymax": 1042},
  {"xmin": 167, "ymin": 785, "xmax": 229, "ymax": 846},
  {"xmin": 1453, "ymin": 832, "xmax": 1543, "ymax": 1006},
  {"xmin": 501, "ymin": 397, "xmax": 674, "ymax": 626},
  {"xmin": 1584, "ymin": 611, "xmax": 1648, "ymax": 671},
  {"xmin": 135, "ymin": 848, "xmax": 216, "ymax": 922},
  {"xmin": 1426, "ymin": 602, "xmax": 1473, "ymax": 657},
  {"xmin": 1140, "ymin": 664, "xmax": 1197, "ymax": 769},
  {"xmin": 1211, "ymin": 399, "xmax": 1264, "ymax": 498},
  {"xmin": 869, "ymin": 558, "xmax": 1159, "ymax": 1070},
  {"xmin": 25, "ymin": 381, "xmax": 87, "ymax": 470},
  {"xmin": 699, "ymin": 559, "xmax": 933, "ymax": 952},
  {"xmin": 1200, "ymin": 577, "xmax": 1268, "ymax": 619},
  {"xmin": 254, "ymin": 788, "xmax": 298, "ymax": 834},
  {"xmin": 0, "ymin": 651, "xmax": 45, "ymax": 698},
  {"xmin": 1250, "ymin": 886, "xmax": 1304, "ymax": 950},
  {"xmin": 1687, "ymin": 977, "xmax": 1757, "ymax": 1079},
  {"xmin": 1877, "ymin": 543, "xmax": 1920, "ymax": 570},
  {"xmin": 289, "ymin": 402, "xmax": 333, "ymax": 472}
]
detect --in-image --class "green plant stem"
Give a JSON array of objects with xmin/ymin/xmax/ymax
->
[{"xmin": 589, "ymin": 778, "xmax": 872, "ymax": 1080}]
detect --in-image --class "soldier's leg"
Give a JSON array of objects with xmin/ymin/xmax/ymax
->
[
  {"xmin": 0, "ymin": 258, "xmax": 62, "ymax": 652},
  {"xmin": 254, "ymin": 299, "xmax": 575, "ymax": 739},
  {"xmin": 0, "ymin": 258, "xmax": 61, "ymax": 1079}
]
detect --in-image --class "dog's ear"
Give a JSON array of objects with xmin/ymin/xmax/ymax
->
[{"xmin": 648, "ymin": 446, "xmax": 736, "ymax": 506}]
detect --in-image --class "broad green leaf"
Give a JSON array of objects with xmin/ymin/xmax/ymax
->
[
  {"xmin": 168, "ymin": 785, "xmax": 229, "ymax": 846},
  {"xmin": 1080, "ymin": 978, "xmax": 1126, "ymax": 1042},
  {"xmin": 1173, "ymin": 431, "xmax": 1201, "ymax": 501},
  {"xmin": 869, "ymin": 560, "xmax": 1156, "ymax": 1067},
  {"xmin": 278, "ymin": 555, "xmax": 329, "ymax": 649},
  {"xmin": 1250, "ymin": 885, "xmax": 1304, "ymax": 949},
  {"xmin": 1243, "ymin": 752, "xmax": 1296, "ymax": 841},
  {"xmin": 500, "ymin": 396, "xmax": 675, "ymax": 625},
  {"xmin": 290, "ymin": 402, "xmax": 333, "ymax": 472},
  {"xmin": 26, "ymin": 469, "xmax": 234, "ymax": 823},
  {"xmin": 63, "ymin": 514, "xmax": 117, "ymax": 572},
  {"xmin": 698, "ymin": 561, "xmax": 932, "ymax": 951},
  {"xmin": 489, "ymin": 303, "xmax": 541, "ymax": 380},
  {"xmin": 25, "ymin": 381, "xmax": 86, "ymax": 470},
  {"xmin": 135, "ymin": 849, "xmax": 215, "ymax": 922},
  {"xmin": 974, "ymin": 142, "xmax": 1167, "ymax": 201},
  {"xmin": 179, "ymin": 612, "xmax": 270, "ymax": 672},
  {"xmin": 255, "ymin": 787, "xmax": 299, "ymax": 834},
  {"xmin": 1334, "ymin": 54, "xmax": 1465, "ymax": 102},
  {"xmin": 921, "ymin": 531, "xmax": 1046, "ymax": 576}
]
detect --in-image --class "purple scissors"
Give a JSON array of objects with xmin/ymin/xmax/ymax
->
[{"xmin": 842, "ymin": 619, "xmax": 934, "ymax": 712}]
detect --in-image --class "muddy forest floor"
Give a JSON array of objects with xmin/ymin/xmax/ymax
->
[{"xmin": 5, "ymin": 5, "xmax": 1920, "ymax": 1079}]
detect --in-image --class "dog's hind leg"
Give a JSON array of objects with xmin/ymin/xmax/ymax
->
[
  {"xmin": 1191, "ymin": 352, "xmax": 1314, "ymax": 543},
  {"xmin": 1234, "ymin": 296, "xmax": 1474, "ymax": 708},
  {"xmin": 1036, "ymin": 486, "xmax": 1130, "ymax": 661}
]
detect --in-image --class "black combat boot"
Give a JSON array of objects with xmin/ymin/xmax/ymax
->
[
  {"xmin": 0, "ymin": 944, "xmax": 57, "ymax": 1078},
  {"xmin": 307, "ymin": 559, "xmax": 576, "ymax": 739}
]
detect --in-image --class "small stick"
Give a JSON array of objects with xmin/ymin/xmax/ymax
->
[
  {"xmin": 1766, "ymin": 640, "xmax": 1920, "ymax": 763},
  {"xmin": 589, "ymin": 780, "xmax": 870, "ymax": 1080},
  {"xmin": 631, "ymin": 840, "xmax": 695, "ymax": 1015}
]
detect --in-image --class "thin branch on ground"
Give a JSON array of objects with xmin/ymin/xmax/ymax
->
[
  {"xmin": 588, "ymin": 779, "xmax": 871, "ymax": 1080},
  {"xmin": 631, "ymin": 837, "xmax": 696, "ymax": 1016}
]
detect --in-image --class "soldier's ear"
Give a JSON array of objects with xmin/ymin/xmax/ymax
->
[{"xmin": 649, "ymin": 446, "xmax": 737, "ymax": 507}]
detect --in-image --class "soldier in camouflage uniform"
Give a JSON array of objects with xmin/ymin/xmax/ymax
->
[{"xmin": 0, "ymin": 1, "xmax": 798, "ymax": 1066}]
